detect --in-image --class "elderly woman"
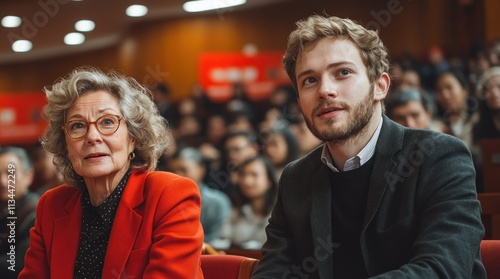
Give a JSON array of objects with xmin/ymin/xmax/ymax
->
[
  {"xmin": 472, "ymin": 66, "xmax": 500, "ymax": 192},
  {"xmin": 473, "ymin": 66, "xmax": 500, "ymax": 142},
  {"xmin": 19, "ymin": 67, "xmax": 204, "ymax": 278}
]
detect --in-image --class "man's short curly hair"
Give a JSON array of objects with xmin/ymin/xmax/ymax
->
[
  {"xmin": 283, "ymin": 15, "xmax": 390, "ymax": 92},
  {"xmin": 41, "ymin": 66, "xmax": 171, "ymax": 187}
]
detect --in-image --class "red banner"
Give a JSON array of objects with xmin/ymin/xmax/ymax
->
[
  {"xmin": 199, "ymin": 51, "xmax": 291, "ymax": 103},
  {"xmin": 0, "ymin": 92, "xmax": 48, "ymax": 145}
]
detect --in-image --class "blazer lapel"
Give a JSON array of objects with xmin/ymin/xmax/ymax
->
[
  {"xmin": 51, "ymin": 189, "xmax": 83, "ymax": 279},
  {"xmin": 310, "ymin": 164, "xmax": 334, "ymax": 279},
  {"xmin": 102, "ymin": 171, "xmax": 146, "ymax": 277},
  {"xmin": 363, "ymin": 116, "xmax": 403, "ymax": 228}
]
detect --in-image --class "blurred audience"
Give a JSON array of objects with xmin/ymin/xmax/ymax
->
[
  {"xmin": 385, "ymin": 88, "xmax": 447, "ymax": 132},
  {"xmin": 167, "ymin": 147, "xmax": 231, "ymax": 244},
  {"xmin": 262, "ymin": 124, "xmax": 301, "ymax": 181},
  {"xmin": 27, "ymin": 143, "xmax": 63, "ymax": 195},
  {"xmin": 289, "ymin": 115, "xmax": 323, "ymax": 156},
  {"xmin": 471, "ymin": 66, "xmax": 500, "ymax": 192},
  {"xmin": 217, "ymin": 156, "xmax": 278, "ymax": 250},
  {"xmin": 0, "ymin": 146, "xmax": 38, "ymax": 279},
  {"xmin": 473, "ymin": 66, "xmax": 500, "ymax": 142},
  {"xmin": 213, "ymin": 131, "xmax": 260, "ymax": 207},
  {"xmin": 150, "ymin": 83, "xmax": 177, "ymax": 123},
  {"xmin": 435, "ymin": 69, "xmax": 479, "ymax": 149}
]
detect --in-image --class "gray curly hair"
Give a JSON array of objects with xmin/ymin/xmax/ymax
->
[
  {"xmin": 41, "ymin": 66, "xmax": 171, "ymax": 187},
  {"xmin": 283, "ymin": 15, "xmax": 390, "ymax": 92}
]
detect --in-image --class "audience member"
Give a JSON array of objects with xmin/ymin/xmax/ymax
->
[
  {"xmin": 150, "ymin": 82, "xmax": 177, "ymax": 123},
  {"xmin": 167, "ymin": 147, "xmax": 232, "ymax": 244},
  {"xmin": 252, "ymin": 15, "xmax": 485, "ymax": 278},
  {"xmin": 398, "ymin": 68, "xmax": 422, "ymax": 91},
  {"xmin": 19, "ymin": 67, "xmax": 204, "ymax": 278},
  {"xmin": 197, "ymin": 114, "xmax": 229, "ymax": 180},
  {"xmin": 262, "ymin": 124, "xmax": 301, "ymax": 181},
  {"xmin": 289, "ymin": 114, "xmax": 323, "ymax": 156},
  {"xmin": 27, "ymin": 143, "xmax": 63, "ymax": 195},
  {"xmin": 435, "ymin": 69, "xmax": 479, "ymax": 149},
  {"xmin": 218, "ymin": 156, "xmax": 278, "ymax": 250},
  {"xmin": 385, "ymin": 88, "xmax": 447, "ymax": 132},
  {"xmin": 174, "ymin": 114, "xmax": 204, "ymax": 147},
  {"xmin": 420, "ymin": 45, "xmax": 451, "ymax": 90},
  {"xmin": 269, "ymin": 85, "xmax": 301, "ymax": 123},
  {"xmin": 0, "ymin": 147, "xmax": 38, "ymax": 279},
  {"xmin": 471, "ymin": 66, "xmax": 500, "ymax": 192},
  {"xmin": 473, "ymin": 66, "xmax": 500, "ymax": 142},
  {"xmin": 211, "ymin": 131, "xmax": 260, "ymax": 207},
  {"xmin": 227, "ymin": 111, "xmax": 256, "ymax": 133}
]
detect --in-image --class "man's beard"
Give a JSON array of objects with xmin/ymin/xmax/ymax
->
[{"xmin": 303, "ymin": 85, "xmax": 375, "ymax": 145}]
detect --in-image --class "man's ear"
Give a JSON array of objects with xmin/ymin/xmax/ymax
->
[{"xmin": 374, "ymin": 73, "xmax": 391, "ymax": 101}]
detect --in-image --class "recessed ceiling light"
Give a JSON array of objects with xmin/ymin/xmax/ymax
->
[
  {"xmin": 75, "ymin": 20, "xmax": 95, "ymax": 32},
  {"xmin": 12, "ymin": 40, "xmax": 32, "ymax": 52},
  {"xmin": 64, "ymin": 32, "xmax": 85, "ymax": 45},
  {"xmin": 126, "ymin": 5, "xmax": 148, "ymax": 17},
  {"xmin": 183, "ymin": 0, "xmax": 246, "ymax": 12},
  {"xmin": 2, "ymin": 16, "xmax": 22, "ymax": 28}
]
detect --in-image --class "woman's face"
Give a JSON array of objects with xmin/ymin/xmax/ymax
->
[
  {"xmin": 484, "ymin": 75, "xmax": 500, "ymax": 110},
  {"xmin": 264, "ymin": 133, "xmax": 288, "ymax": 166},
  {"xmin": 64, "ymin": 90, "xmax": 135, "ymax": 181},
  {"xmin": 436, "ymin": 73, "xmax": 468, "ymax": 112},
  {"xmin": 239, "ymin": 160, "xmax": 271, "ymax": 200}
]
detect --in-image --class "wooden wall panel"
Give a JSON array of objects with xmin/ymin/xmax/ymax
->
[{"xmin": 484, "ymin": 0, "xmax": 500, "ymax": 42}]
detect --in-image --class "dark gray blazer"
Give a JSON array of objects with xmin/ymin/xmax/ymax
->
[{"xmin": 252, "ymin": 115, "xmax": 486, "ymax": 279}]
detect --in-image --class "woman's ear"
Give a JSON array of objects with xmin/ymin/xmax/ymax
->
[{"xmin": 374, "ymin": 73, "xmax": 391, "ymax": 101}]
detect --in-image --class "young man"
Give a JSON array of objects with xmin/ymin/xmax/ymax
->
[{"xmin": 252, "ymin": 15, "xmax": 485, "ymax": 278}]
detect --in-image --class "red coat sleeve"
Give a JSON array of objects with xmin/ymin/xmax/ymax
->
[{"xmin": 141, "ymin": 173, "xmax": 205, "ymax": 279}]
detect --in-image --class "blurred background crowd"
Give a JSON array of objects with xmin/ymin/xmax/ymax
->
[{"xmin": 3, "ymin": 37, "xmax": 500, "ymax": 261}]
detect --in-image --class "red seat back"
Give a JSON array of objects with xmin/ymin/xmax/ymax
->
[
  {"xmin": 481, "ymin": 240, "xmax": 500, "ymax": 279},
  {"xmin": 201, "ymin": 254, "xmax": 259, "ymax": 279}
]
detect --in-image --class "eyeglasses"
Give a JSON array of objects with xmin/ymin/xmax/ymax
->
[{"xmin": 62, "ymin": 114, "xmax": 122, "ymax": 139}]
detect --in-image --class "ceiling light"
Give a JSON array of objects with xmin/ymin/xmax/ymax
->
[
  {"xmin": 183, "ymin": 0, "xmax": 246, "ymax": 12},
  {"xmin": 126, "ymin": 5, "xmax": 148, "ymax": 17},
  {"xmin": 75, "ymin": 20, "xmax": 95, "ymax": 32},
  {"xmin": 12, "ymin": 40, "xmax": 32, "ymax": 52},
  {"xmin": 64, "ymin": 32, "xmax": 85, "ymax": 45},
  {"xmin": 2, "ymin": 16, "xmax": 22, "ymax": 28}
]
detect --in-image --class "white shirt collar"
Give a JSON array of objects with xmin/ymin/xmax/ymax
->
[{"xmin": 321, "ymin": 116, "xmax": 383, "ymax": 172}]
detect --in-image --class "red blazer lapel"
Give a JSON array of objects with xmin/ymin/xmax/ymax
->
[
  {"xmin": 102, "ymin": 171, "xmax": 146, "ymax": 277},
  {"xmin": 51, "ymin": 189, "xmax": 83, "ymax": 279}
]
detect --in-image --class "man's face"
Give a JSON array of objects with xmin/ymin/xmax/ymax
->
[
  {"xmin": 389, "ymin": 100, "xmax": 432, "ymax": 129},
  {"xmin": 294, "ymin": 38, "xmax": 378, "ymax": 143}
]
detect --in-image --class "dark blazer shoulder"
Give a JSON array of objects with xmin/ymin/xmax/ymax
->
[
  {"xmin": 379, "ymin": 115, "xmax": 468, "ymax": 156},
  {"xmin": 285, "ymin": 145, "xmax": 324, "ymax": 173}
]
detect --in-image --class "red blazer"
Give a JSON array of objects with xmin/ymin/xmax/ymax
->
[{"xmin": 19, "ymin": 170, "xmax": 205, "ymax": 279}]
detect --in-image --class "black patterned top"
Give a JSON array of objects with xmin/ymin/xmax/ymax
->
[{"xmin": 73, "ymin": 170, "xmax": 131, "ymax": 279}]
